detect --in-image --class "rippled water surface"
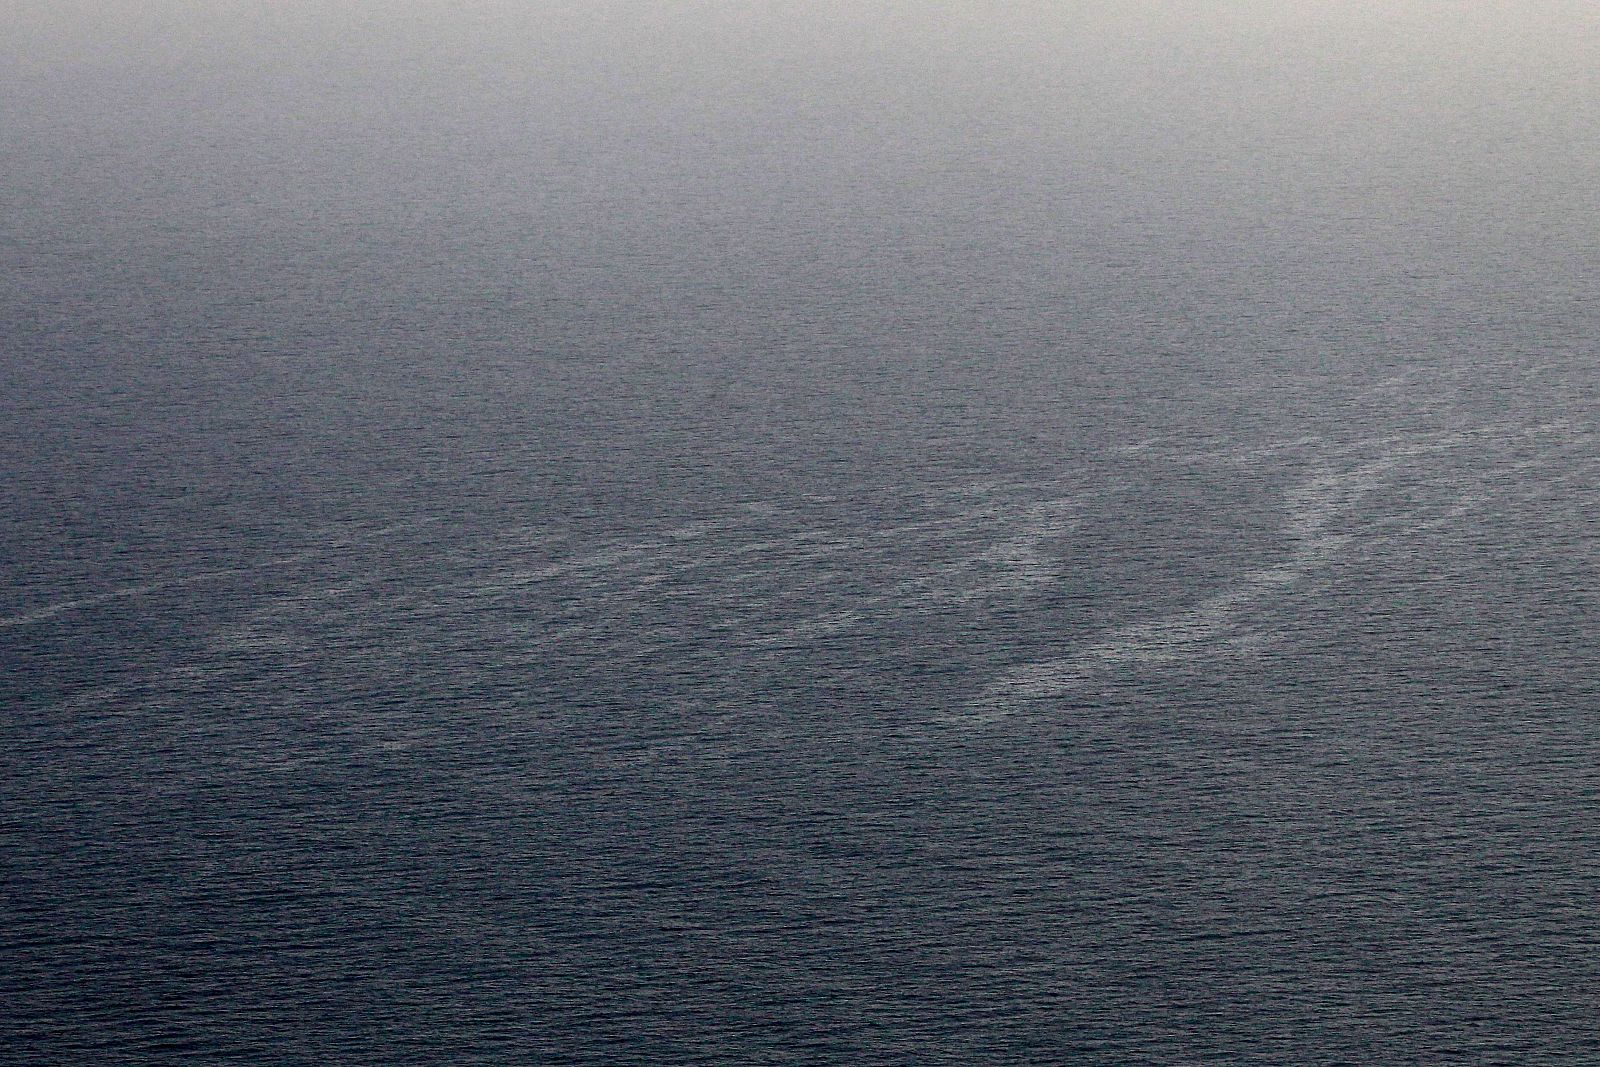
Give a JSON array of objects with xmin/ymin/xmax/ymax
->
[{"xmin": 6, "ymin": 4, "xmax": 1600, "ymax": 1064}]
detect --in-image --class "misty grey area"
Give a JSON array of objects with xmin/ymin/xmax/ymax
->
[{"xmin": 5, "ymin": 3, "xmax": 1600, "ymax": 1063}]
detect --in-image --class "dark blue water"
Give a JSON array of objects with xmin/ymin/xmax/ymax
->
[{"xmin": 5, "ymin": 6, "xmax": 1600, "ymax": 1064}]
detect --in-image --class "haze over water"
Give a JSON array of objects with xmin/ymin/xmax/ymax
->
[{"xmin": 5, "ymin": 3, "xmax": 1600, "ymax": 1062}]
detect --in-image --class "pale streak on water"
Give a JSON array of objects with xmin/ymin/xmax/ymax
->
[
  {"xmin": 967, "ymin": 417, "xmax": 1589, "ymax": 722},
  {"xmin": 34, "ymin": 409, "xmax": 1592, "ymax": 748}
]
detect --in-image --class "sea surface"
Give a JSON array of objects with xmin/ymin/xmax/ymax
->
[{"xmin": 5, "ymin": 5, "xmax": 1600, "ymax": 1064}]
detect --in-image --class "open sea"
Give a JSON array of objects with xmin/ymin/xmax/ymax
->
[{"xmin": 5, "ymin": 4, "xmax": 1600, "ymax": 1063}]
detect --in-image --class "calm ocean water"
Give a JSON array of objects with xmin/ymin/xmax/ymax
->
[{"xmin": 5, "ymin": 5, "xmax": 1600, "ymax": 1063}]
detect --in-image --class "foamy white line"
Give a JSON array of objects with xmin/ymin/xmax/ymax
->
[
  {"xmin": 955, "ymin": 414, "xmax": 1600, "ymax": 724},
  {"xmin": 0, "ymin": 518, "xmax": 441, "ymax": 631},
  {"xmin": 956, "ymin": 453, "xmax": 1402, "ymax": 723}
]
